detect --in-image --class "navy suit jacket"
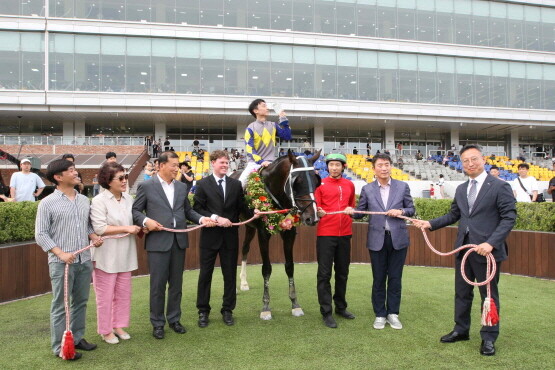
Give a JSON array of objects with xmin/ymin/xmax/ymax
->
[
  {"xmin": 429, "ymin": 174, "xmax": 516, "ymax": 262},
  {"xmin": 355, "ymin": 179, "xmax": 415, "ymax": 251}
]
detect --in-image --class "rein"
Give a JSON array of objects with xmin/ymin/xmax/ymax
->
[{"xmin": 327, "ymin": 209, "xmax": 499, "ymax": 327}]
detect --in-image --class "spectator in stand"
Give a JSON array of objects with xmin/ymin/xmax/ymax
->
[
  {"xmin": 179, "ymin": 162, "xmax": 194, "ymax": 194},
  {"xmin": 511, "ymin": 163, "xmax": 538, "ymax": 202},
  {"xmin": 106, "ymin": 152, "xmax": 117, "ymax": 163},
  {"xmin": 90, "ymin": 162, "xmax": 141, "ymax": 345},
  {"xmin": 144, "ymin": 161, "xmax": 155, "ymax": 181},
  {"xmin": 367, "ymin": 142, "xmax": 371, "ymax": 156},
  {"xmin": 547, "ymin": 161, "xmax": 555, "ymax": 197},
  {"xmin": 436, "ymin": 174, "xmax": 445, "ymax": 199},
  {"xmin": 384, "ymin": 149, "xmax": 391, "ymax": 156},
  {"xmin": 164, "ymin": 138, "xmax": 171, "ymax": 152},
  {"xmin": 396, "ymin": 142, "xmax": 403, "ymax": 155},
  {"xmin": 489, "ymin": 154, "xmax": 496, "ymax": 161},
  {"xmin": 92, "ymin": 174, "xmax": 100, "ymax": 196},
  {"xmin": 396, "ymin": 156, "xmax": 404, "ymax": 170},
  {"xmin": 353, "ymin": 147, "xmax": 358, "ymax": 155},
  {"xmin": 9, "ymin": 158, "xmax": 45, "ymax": 201},
  {"xmin": 415, "ymin": 150, "xmax": 423, "ymax": 161},
  {"xmin": 197, "ymin": 148, "xmax": 205, "ymax": 162},
  {"xmin": 517, "ymin": 150, "xmax": 526, "ymax": 162},
  {"xmin": 193, "ymin": 138, "xmax": 200, "ymax": 150},
  {"xmin": 61, "ymin": 154, "xmax": 84, "ymax": 194},
  {"xmin": 152, "ymin": 141, "xmax": 160, "ymax": 158},
  {"xmin": 489, "ymin": 166, "xmax": 504, "ymax": 181}
]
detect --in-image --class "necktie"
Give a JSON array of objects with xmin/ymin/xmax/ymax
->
[
  {"xmin": 218, "ymin": 179, "xmax": 225, "ymax": 200},
  {"xmin": 468, "ymin": 179, "xmax": 477, "ymax": 213}
]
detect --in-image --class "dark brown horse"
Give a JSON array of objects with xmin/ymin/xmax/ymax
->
[{"xmin": 231, "ymin": 150, "xmax": 321, "ymax": 320}]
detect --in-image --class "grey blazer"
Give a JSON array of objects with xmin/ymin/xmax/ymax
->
[
  {"xmin": 132, "ymin": 177, "xmax": 202, "ymax": 252},
  {"xmin": 355, "ymin": 179, "xmax": 415, "ymax": 251},
  {"xmin": 429, "ymin": 174, "xmax": 516, "ymax": 262}
]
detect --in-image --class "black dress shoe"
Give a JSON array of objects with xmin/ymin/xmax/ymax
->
[
  {"xmin": 440, "ymin": 331, "xmax": 470, "ymax": 343},
  {"xmin": 75, "ymin": 338, "xmax": 97, "ymax": 351},
  {"xmin": 323, "ymin": 315, "xmax": 337, "ymax": 328},
  {"xmin": 169, "ymin": 321, "xmax": 187, "ymax": 334},
  {"xmin": 480, "ymin": 340, "xmax": 496, "ymax": 356},
  {"xmin": 336, "ymin": 309, "xmax": 356, "ymax": 319},
  {"xmin": 222, "ymin": 311, "xmax": 234, "ymax": 326},
  {"xmin": 55, "ymin": 352, "xmax": 82, "ymax": 360},
  {"xmin": 198, "ymin": 312, "xmax": 210, "ymax": 328},
  {"xmin": 152, "ymin": 326, "xmax": 165, "ymax": 339}
]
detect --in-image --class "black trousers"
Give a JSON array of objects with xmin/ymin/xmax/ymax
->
[
  {"xmin": 147, "ymin": 237, "xmax": 185, "ymax": 327},
  {"xmin": 196, "ymin": 244, "xmax": 238, "ymax": 314},
  {"xmin": 454, "ymin": 249, "xmax": 501, "ymax": 341},
  {"xmin": 369, "ymin": 233, "xmax": 408, "ymax": 317},
  {"xmin": 316, "ymin": 236, "xmax": 351, "ymax": 316}
]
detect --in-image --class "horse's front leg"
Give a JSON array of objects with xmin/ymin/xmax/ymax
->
[
  {"xmin": 282, "ymin": 228, "xmax": 304, "ymax": 317},
  {"xmin": 239, "ymin": 225, "xmax": 256, "ymax": 291},
  {"xmin": 258, "ymin": 229, "xmax": 272, "ymax": 320}
]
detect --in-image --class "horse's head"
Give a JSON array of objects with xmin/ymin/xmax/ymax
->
[{"xmin": 284, "ymin": 149, "xmax": 322, "ymax": 226}]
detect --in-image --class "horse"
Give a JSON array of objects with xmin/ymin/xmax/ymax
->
[{"xmin": 230, "ymin": 149, "xmax": 322, "ymax": 320}]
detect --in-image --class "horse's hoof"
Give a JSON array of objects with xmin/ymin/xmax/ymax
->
[
  {"xmin": 260, "ymin": 311, "xmax": 272, "ymax": 320},
  {"xmin": 292, "ymin": 308, "xmax": 304, "ymax": 317},
  {"xmin": 240, "ymin": 284, "xmax": 250, "ymax": 291}
]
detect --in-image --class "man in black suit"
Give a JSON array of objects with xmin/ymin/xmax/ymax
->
[
  {"xmin": 414, "ymin": 144, "xmax": 516, "ymax": 356},
  {"xmin": 132, "ymin": 151, "xmax": 215, "ymax": 339},
  {"xmin": 193, "ymin": 150, "xmax": 249, "ymax": 327}
]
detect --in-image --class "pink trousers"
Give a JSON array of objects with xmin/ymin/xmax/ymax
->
[{"xmin": 93, "ymin": 268, "xmax": 132, "ymax": 335}]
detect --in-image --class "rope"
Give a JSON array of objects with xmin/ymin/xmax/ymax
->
[{"xmin": 326, "ymin": 209, "xmax": 498, "ymax": 326}]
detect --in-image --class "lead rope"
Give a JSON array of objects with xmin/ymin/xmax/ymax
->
[{"xmin": 326, "ymin": 210, "xmax": 499, "ymax": 327}]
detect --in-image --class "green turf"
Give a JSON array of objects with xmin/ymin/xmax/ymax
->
[{"xmin": 1, "ymin": 264, "xmax": 554, "ymax": 369}]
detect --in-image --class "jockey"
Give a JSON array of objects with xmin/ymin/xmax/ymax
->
[{"xmin": 238, "ymin": 98, "xmax": 292, "ymax": 188}]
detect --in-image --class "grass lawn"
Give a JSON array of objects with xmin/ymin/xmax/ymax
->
[{"xmin": 1, "ymin": 263, "xmax": 554, "ymax": 369}]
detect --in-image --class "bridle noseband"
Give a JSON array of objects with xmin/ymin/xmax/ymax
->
[{"xmin": 285, "ymin": 156, "xmax": 319, "ymax": 216}]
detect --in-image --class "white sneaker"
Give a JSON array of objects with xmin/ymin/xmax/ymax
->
[
  {"xmin": 386, "ymin": 314, "xmax": 403, "ymax": 329},
  {"xmin": 373, "ymin": 317, "xmax": 386, "ymax": 330}
]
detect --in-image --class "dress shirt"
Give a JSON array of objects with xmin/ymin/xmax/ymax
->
[
  {"xmin": 466, "ymin": 170, "xmax": 488, "ymax": 198},
  {"xmin": 210, "ymin": 174, "xmax": 226, "ymax": 221},
  {"xmin": 378, "ymin": 178, "xmax": 392, "ymax": 231}
]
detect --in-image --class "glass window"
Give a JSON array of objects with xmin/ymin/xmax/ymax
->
[
  {"xmin": 315, "ymin": 48, "xmax": 337, "ymax": 99},
  {"xmin": 524, "ymin": 7, "xmax": 541, "ymax": 50},
  {"xmin": 200, "ymin": 0, "xmax": 224, "ymax": 26},
  {"xmin": 397, "ymin": 0, "xmax": 416, "ymax": 41},
  {"xmin": 50, "ymin": 0, "xmax": 74, "ymax": 17},
  {"xmin": 336, "ymin": 0, "xmax": 356, "ymax": 36},
  {"xmin": 356, "ymin": 1, "xmax": 376, "ymax": 37},
  {"xmin": 201, "ymin": 41, "xmax": 225, "ymax": 95},
  {"xmin": 358, "ymin": 50, "xmax": 378, "ymax": 101},
  {"xmin": 270, "ymin": 0, "xmax": 292, "ymax": 31},
  {"xmin": 76, "ymin": 0, "xmax": 100, "ymax": 19},
  {"xmin": 509, "ymin": 62, "xmax": 526, "ymax": 108},
  {"xmin": 22, "ymin": 0, "xmax": 44, "ymax": 16},
  {"xmin": 526, "ymin": 64, "xmax": 542, "ymax": 109},
  {"xmin": 248, "ymin": 44, "xmax": 271, "ymax": 96},
  {"xmin": 492, "ymin": 60, "xmax": 508, "ymax": 107},
  {"xmin": 507, "ymin": 4, "xmax": 524, "ymax": 49},
  {"xmin": 224, "ymin": 43, "xmax": 247, "ymax": 95},
  {"xmin": 473, "ymin": 59, "xmax": 491, "ymax": 107},
  {"xmin": 489, "ymin": 3, "xmax": 507, "ymax": 48},
  {"xmin": 152, "ymin": 0, "xmax": 177, "ymax": 23},
  {"xmin": 471, "ymin": 1, "xmax": 489, "ymax": 46},
  {"xmin": 314, "ymin": 0, "xmax": 336, "ymax": 34},
  {"xmin": 21, "ymin": 33, "xmax": 44, "ymax": 90},
  {"xmin": 176, "ymin": 40, "xmax": 200, "ymax": 94},
  {"xmin": 378, "ymin": 52, "xmax": 398, "ymax": 102},
  {"xmin": 292, "ymin": 0, "xmax": 314, "ymax": 32},
  {"xmin": 418, "ymin": 54, "xmax": 436, "ymax": 104},
  {"xmin": 436, "ymin": 11, "xmax": 453, "ymax": 44},
  {"xmin": 101, "ymin": 0, "xmax": 125, "ymax": 20},
  {"xmin": 416, "ymin": 0, "xmax": 434, "ymax": 42},
  {"xmin": 100, "ymin": 36, "xmax": 125, "ymax": 92},
  {"xmin": 377, "ymin": 0, "xmax": 397, "ymax": 39},
  {"xmin": 544, "ymin": 65, "xmax": 555, "ymax": 110},
  {"xmin": 398, "ymin": 54, "xmax": 417, "ymax": 103},
  {"xmin": 126, "ymin": 0, "xmax": 151, "ymax": 22},
  {"xmin": 437, "ymin": 56, "xmax": 455, "ymax": 105},
  {"xmin": 176, "ymin": 0, "xmax": 199, "ymax": 25},
  {"xmin": 49, "ymin": 33, "xmax": 74, "ymax": 91},
  {"xmin": 337, "ymin": 49, "xmax": 357, "ymax": 100},
  {"xmin": 271, "ymin": 45, "xmax": 293, "ymax": 97},
  {"xmin": 0, "ymin": 2, "xmax": 19, "ymax": 15},
  {"xmin": 456, "ymin": 58, "xmax": 473, "ymax": 106},
  {"xmin": 248, "ymin": 0, "xmax": 270, "ymax": 29},
  {"xmin": 541, "ymin": 9, "xmax": 555, "ymax": 52},
  {"xmin": 75, "ymin": 35, "xmax": 100, "ymax": 92},
  {"xmin": 293, "ymin": 46, "xmax": 314, "ymax": 98},
  {"xmin": 152, "ymin": 38, "xmax": 176, "ymax": 93},
  {"xmin": 225, "ymin": 0, "xmax": 247, "ymax": 27},
  {"xmin": 454, "ymin": 0, "xmax": 472, "ymax": 45},
  {"xmin": 126, "ymin": 37, "xmax": 151, "ymax": 92}
]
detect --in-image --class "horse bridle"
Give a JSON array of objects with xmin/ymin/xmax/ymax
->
[{"xmin": 285, "ymin": 156, "xmax": 319, "ymax": 216}]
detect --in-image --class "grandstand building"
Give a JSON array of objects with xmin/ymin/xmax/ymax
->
[{"xmin": 0, "ymin": 0, "xmax": 554, "ymax": 160}]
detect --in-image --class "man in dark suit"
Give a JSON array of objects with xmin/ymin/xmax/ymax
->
[
  {"xmin": 132, "ymin": 151, "xmax": 215, "ymax": 339},
  {"xmin": 414, "ymin": 144, "xmax": 516, "ymax": 356},
  {"xmin": 193, "ymin": 150, "xmax": 249, "ymax": 327},
  {"xmin": 347, "ymin": 153, "xmax": 415, "ymax": 331}
]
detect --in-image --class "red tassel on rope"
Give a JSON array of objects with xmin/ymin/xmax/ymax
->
[
  {"xmin": 60, "ymin": 330, "xmax": 76, "ymax": 360},
  {"xmin": 481, "ymin": 297, "xmax": 499, "ymax": 326}
]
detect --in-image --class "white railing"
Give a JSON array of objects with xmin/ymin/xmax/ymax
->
[{"xmin": 0, "ymin": 135, "xmax": 146, "ymax": 146}]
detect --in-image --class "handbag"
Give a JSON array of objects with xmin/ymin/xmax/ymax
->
[{"xmin": 517, "ymin": 177, "xmax": 544, "ymax": 202}]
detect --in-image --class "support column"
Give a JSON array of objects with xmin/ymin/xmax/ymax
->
[
  {"xmin": 154, "ymin": 121, "xmax": 166, "ymax": 146},
  {"xmin": 313, "ymin": 124, "xmax": 324, "ymax": 153},
  {"xmin": 62, "ymin": 120, "xmax": 74, "ymax": 138},
  {"xmin": 74, "ymin": 120, "xmax": 85, "ymax": 137},
  {"xmin": 384, "ymin": 125, "xmax": 395, "ymax": 153},
  {"xmin": 450, "ymin": 127, "xmax": 460, "ymax": 151},
  {"xmin": 510, "ymin": 130, "xmax": 519, "ymax": 159},
  {"xmin": 236, "ymin": 122, "xmax": 244, "ymax": 149}
]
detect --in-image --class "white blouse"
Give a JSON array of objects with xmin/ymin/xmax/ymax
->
[{"xmin": 90, "ymin": 190, "xmax": 138, "ymax": 273}]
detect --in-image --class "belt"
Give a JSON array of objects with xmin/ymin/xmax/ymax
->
[{"xmin": 384, "ymin": 230, "xmax": 391, "ymax": 235}]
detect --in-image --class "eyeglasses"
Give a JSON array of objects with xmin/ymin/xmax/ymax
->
[
  {"xmin": 462, "ymin": 157, "xmax": 483, "ymax": 165},
  {"xmin": 116, "ymin": 174, "xmax": 129, "ymax": 181}
]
